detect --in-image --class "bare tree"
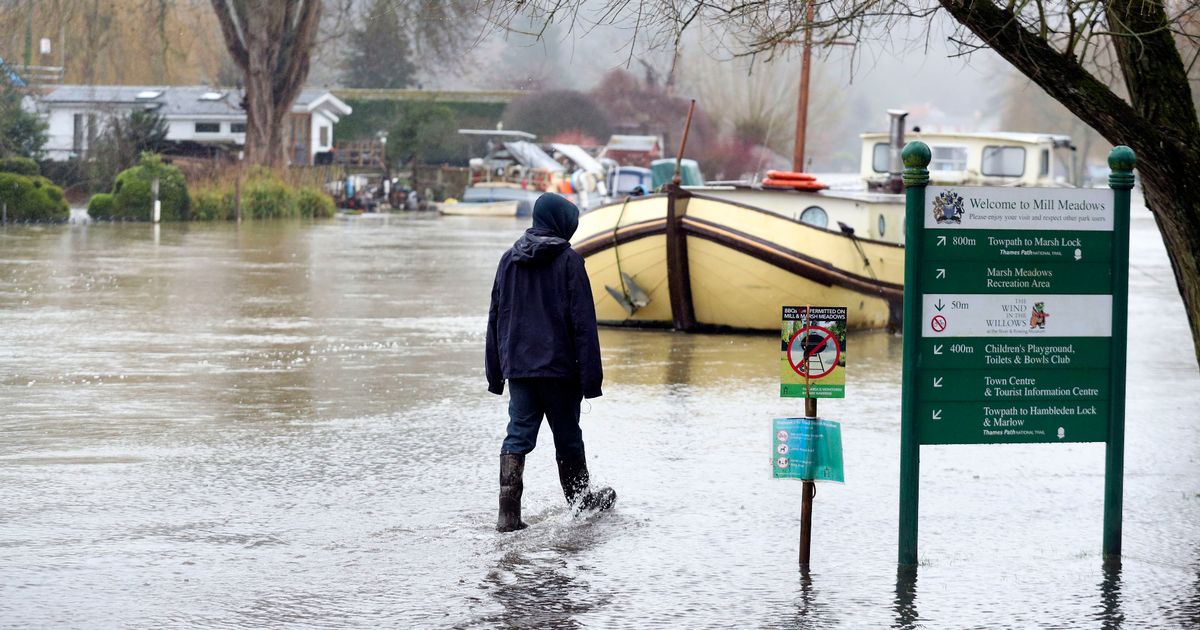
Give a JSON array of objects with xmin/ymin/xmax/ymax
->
[
  {"xmin": 488, "ymin": 0, "xmax": 1200, "ymax": 367},
  {"xmin": 210, "ymin": 0, "xmax": 323, "ymax": 168}
]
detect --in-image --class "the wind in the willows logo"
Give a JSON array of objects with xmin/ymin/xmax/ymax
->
[
  {"xmin": 932, "ymin": 189, "xmax": 964, "ymax": 224},
  {"xmin": 1029, "ymin": 301, "xmax": 1049, "ymax": 329}
]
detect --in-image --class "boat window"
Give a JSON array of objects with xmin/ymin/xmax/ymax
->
[
  {"xmin": 798, "ymin": 206, "xmax": 829, "ymax": 229},
  {"xmin": 462, "ymin": 188, "xmax": 490, "ymax": 202},
  {"xmin": 877, "ymin": 214, "xmax": 886, "ymax": 238},
  {"xmin": 872, "ymin": 143, "xmax": 889, "ymax": 173},
  {"xmin": 1039, "ymin": 149, "xmax": 1050, "ymax": 177},
  {"xmin": 615, "ymin": 171, "xmax": 646, "ymax": 194},
  {"xmin": 930, "ymin": 146, "xmax": 967, "ymax": 171},
  {"xmin": 982, "ymin": 146, "xmax": 1026, "ymax": 177}
]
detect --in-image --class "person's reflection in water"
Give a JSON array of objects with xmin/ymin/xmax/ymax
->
[
  {"xmin": 1096, "ymin": 561, "xmax": 1124, "ymax": 629},
  {"xmin": 893, "ymin": 565, "xmax": 920, "ymax": 630}
]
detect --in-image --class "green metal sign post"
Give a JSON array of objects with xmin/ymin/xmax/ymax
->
[{"xmin": 897, "ymin": 142, "xmax": 1135, "ymax": 566}]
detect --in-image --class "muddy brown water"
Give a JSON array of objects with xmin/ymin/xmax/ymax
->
[{"xmin": 1, "ymin": 207, "xmax": 1198, "ymax": 628}]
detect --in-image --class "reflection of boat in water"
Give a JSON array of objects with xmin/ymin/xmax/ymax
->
[{"xmin": 572, "ymin": 111, "xmax": 1080, "ymax": 332}]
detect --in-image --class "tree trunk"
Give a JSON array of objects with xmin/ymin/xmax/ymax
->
[
  {"xmin": 940, "ymin": 0, "xmax": 1200, "ymax": 366},
  {"xmin": 210, "ymin": 0, "xmax": 321, "ymax": 168}
]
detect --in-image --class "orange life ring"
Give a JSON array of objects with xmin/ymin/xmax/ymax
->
[
  {"xmin": 765, "ymin": 170, "xmax": 817, "ymax": 181},
  {"xmin": 762, "ymin": 178, "xmax": 828, "ymax": 191}
]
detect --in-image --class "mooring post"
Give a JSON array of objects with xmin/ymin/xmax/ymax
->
[
  {"xmin": 799, "ymin": 395, "xmax": 818, "ymax": 567},
  {"xmin": 898, "ymin": 141, "xmax": 930, "ymax": 566},
  {"xmin": 1103, "ymin": 146, "xmax": 1135, "ymax": 562},
  {"xmin": 151, "ymin": 177, "xmax": 161, "ymax": 223}
]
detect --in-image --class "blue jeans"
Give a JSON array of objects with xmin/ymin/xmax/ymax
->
[{"xmin": 501, "ymin": 378, "xmax": 585, "ymax": 458}]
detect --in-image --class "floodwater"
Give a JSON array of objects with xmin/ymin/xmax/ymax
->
[{"xmin": 1, "ymin": 205, "xmax": 1198, "ymax": 628}]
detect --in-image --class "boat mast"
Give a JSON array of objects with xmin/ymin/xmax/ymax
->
[{"xmin": 792, "ymin": 1, "xmax": 814, "ymax": 172}]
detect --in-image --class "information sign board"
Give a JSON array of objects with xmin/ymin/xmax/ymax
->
[
  {"xmin": 913, "ymin": 186, "xmax": 1118, "ymax": 445},
  {"xmin": 897, "ymin": 142, "xmax": 1135, "ymax": 565},
  {"xmin": 780, "ymin": 306, "xmax": 847, "ymax": 398},
  {"xmin": 771, "ymin": 418, "xmax": 844, "ymax": 482}
]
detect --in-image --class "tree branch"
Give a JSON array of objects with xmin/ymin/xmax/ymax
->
[
  {"xmin": 937, "ymin": 0, "xmax": 1160, "ymax": 147},
  {"xmin": 209, "ymin": 0, "xmax": 249, "ymax": 69}
]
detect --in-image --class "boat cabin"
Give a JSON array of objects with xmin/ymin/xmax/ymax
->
[{"xmin": 859, "ymin": 131, "xmax": 1076, "ymax": 188}]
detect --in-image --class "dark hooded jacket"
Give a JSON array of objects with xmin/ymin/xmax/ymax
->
[{"xmin": 486, "ymin": 193, "xmax": 603, "ymax": 398}]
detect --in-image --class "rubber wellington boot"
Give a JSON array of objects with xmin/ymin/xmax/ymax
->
[
  {"xmin": 556, "ymin": 453, "xmax": 617, "ymax": 512},
  {"xmin": 497, "ymin": 453, "xmax": 529, "ymax": 532}
]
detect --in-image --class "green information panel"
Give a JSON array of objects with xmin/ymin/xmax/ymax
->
[
  {"xmin": 772, "ymin": 417, "xmax": 844, "ymax": 482},
  {"xmin": 913, "ymin": 186, "xmax": 1117, "ymax": 445},
  {"xmin": 780, "ymin": 306, "xmax": 847, "ymax": 398},
  {"xmin": 920, "ymin": 229, "xmax": 1114, "ymax": 262},
  {"xmin": 898, "ymin": 143, "xmax": 1135, "ymax": 565}
]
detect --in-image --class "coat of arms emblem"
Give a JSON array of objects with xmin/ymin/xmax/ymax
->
[{"xmin": 932, "ymin": 190, "xmax": 964, "ymax": 224}]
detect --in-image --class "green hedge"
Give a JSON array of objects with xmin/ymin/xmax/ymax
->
[
  {"xmin": 0, "ymin": 156, "xmax": 40, "ymax": 177},
  {"xmin": 187, "ymin": 173, "xmax": 336, "ymax": 221},
  {"xmin": 87, "ymin": 193, "xmax": 115, "ymax": 219},
  {"xmin": 110, "ymin": 153, "xmax": 190, "ymax": 221},
  {"xmin": 0, "ymin": 172, "xmax": 69, "ymax": 222}
]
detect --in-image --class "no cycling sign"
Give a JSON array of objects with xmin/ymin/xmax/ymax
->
[{"xmin": 780, "ymin": 306, "xmax": 847, "ymax": 398}]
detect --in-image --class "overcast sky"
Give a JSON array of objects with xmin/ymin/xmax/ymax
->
[{"xmin": 442, "ymin": 8, "xmax": 1014, "ymax": 135}]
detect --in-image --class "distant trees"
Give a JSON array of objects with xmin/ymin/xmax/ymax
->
[
  {"xmin": 0, "ymin": 83, "xmax": 45, "ymax": 158},
  {"xmin": 501, "ymin": 90, "xmax": 611, "ymax": 144},
  {"xmin": 87, "ymin": 109, "xmax": 169, "ymax": 192},
  {"xmin": 0, "ymin": 1, "xmax": 226, "ymax": 85},
  {"xmin": 387, "ymin": 102, "xmax": 462, "ymax": 166},
  {"xmin": 340, "ymin": 0, "xmax": 417, "ymax": 89}
]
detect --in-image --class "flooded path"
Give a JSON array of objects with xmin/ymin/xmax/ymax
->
[{"xmin": 1, "ymin": 207, "xmax": 1198, "ymax": 627}]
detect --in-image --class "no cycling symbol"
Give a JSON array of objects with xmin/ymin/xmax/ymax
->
[
  {"xmin": 787, "ymin": 325, "xmax": 842, "ymax": 379},
  {"xmin": 931, "ymin": 315, "xmax": 948, "ymax": 333}
]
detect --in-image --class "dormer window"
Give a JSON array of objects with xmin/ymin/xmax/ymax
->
[{"xmin": 195, "ymin": 122, "xmax": 220, "ymax": 133}]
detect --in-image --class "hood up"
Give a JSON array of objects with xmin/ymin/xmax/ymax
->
[{"xmin": 511, "ymin": 193, "xmax": 580, "ymax": 265}]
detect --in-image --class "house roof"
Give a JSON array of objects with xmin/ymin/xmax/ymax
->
[
  {"xmin": 39, "ymin": 85, "xmax": 351, "ymax": 119},
  {"xmin": 859, "ymin": 130, "xmax": 1072, "ymax": 146},
  {"xmin": 606, "ymin": 135, "xmax": 661, "ymax": 152}
]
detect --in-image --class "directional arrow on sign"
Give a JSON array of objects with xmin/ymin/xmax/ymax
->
[
  {"xmin": 931, "ymin": 409, "xmax": 942, "ymax": 420},
  {"xmin": 936, "ymin": 268, "xmax": 946, "ymax": 279},
  {"xmin": 933, "ymin": 344, "xmax": 943, "ymax": 355},
  {"xmin": 937, "ymin": 235, "xmax": 946, "ymax": 246},
  {"xmin": 933, "ymin": 377, "xmax": 943, "ymax": 388},
  {"xmin": 934, "ymin": 299, "xmax": 946, "ymax": 311}
]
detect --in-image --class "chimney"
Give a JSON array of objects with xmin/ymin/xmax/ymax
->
[{"xmin": 886, "ymin": 109, "xmax": 908, "ymax": 193}]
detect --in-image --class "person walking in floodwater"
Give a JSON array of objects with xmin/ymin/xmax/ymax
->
[{"xmin": 486, "ymin": 193, "xmax": 617, "ymax": 532}]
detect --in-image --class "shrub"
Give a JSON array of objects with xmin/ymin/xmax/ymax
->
[
  {"xmin": 184, "ymin": 168, "xmax": 338, "ymax": 221},
  {"xmin": 243, "ymin": 174, "xmax": 297, "ymax": 219},
  {"xmin": 297, "ymin": 186, "xmax": 335, "ymax": 218},
  {"xmin": 0, "ymin": 156, "xmax": 39, "ymax": 176},
  {"xmin": 189, "ymin": 188, "xmax": 234, "ymax": 221},
  {"xmin": 87, "ymin": 193, "xmax": 115, "ymax": 219},
  {"xmin": 111, "ymin": 153, "xmax": 190, "ymax": 221},
  {"xmin": 0, "ymin": 171, "xmax": 69, "ymax": 222}
]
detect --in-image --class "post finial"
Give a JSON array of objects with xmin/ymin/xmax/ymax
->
[
  {"xmin": 902, "ymin": 141, "xmax": 930, "ymax": 188},
  {"xmin": 1108, "ymin": 146, "xmax": 1136, "ymax": 190}
]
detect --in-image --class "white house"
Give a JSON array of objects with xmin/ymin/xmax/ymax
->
[{"xmin": 36, "ymin": 85, "xmax": 352, "ymax": 165}]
